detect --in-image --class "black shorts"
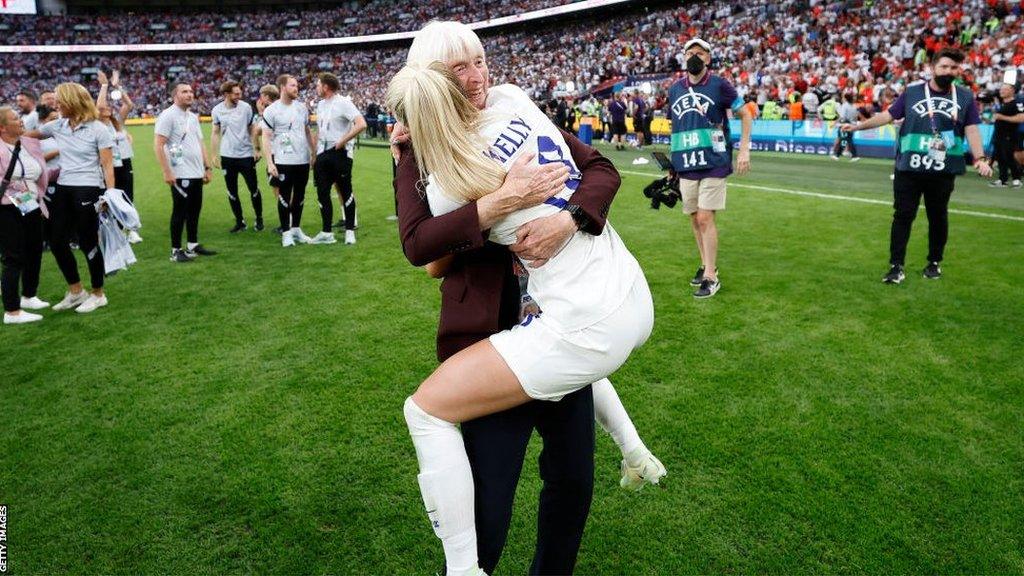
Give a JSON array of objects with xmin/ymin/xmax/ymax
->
[{"xmin": 612, "ymin": 120, "xmax": 627, "ymax": 136}]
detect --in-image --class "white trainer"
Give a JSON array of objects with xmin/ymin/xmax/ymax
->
[
  {"xmin": 75, "ymin": 293, "xmax": 108, "ymax": 314},
  {"xmin": 291, "ymin": 228, "xmax": 312, "ymax": 244},
  {"xmin": 20, "ymin": 296, "xmax": 50, "ymax": 310},
  {"xmin": 4, "ymin": 311, "xmax": 43, "ymax": 325},
  {"xmin": 282, "ymin": 231, "xmax": 295, "ymax": 247},
  {"xmin": 620, "ymin": 447, "xmax": 667, "ymax": 491},
  {"xmin": 52, "ymin": 290, "xmax": 88, "ymax": 311},
  {"xmin": 309, "ymin": 231, "xmax": 337, "ymax": 245},
  {"xmin": 344, "ymin": 230, "xmax": 356, "ymax": 245},
  {"xmin": 127, "ymin": 230, "xmax": 143, "ymax": 244}
]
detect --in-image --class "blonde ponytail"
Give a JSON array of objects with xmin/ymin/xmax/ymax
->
[{"xmin": 386, "ymin": 62, "xmax": 505, "ymax": 202}]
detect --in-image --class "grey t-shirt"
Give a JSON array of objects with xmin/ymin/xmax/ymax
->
[
  {"xmin": 262, "ymin": 99, "xmax": 310, "ymax": 165},
  {"xmin": 21, "ymin": 110, "xmax": 39, "ymax": 132},
  {"xmin": 39, "ymin": 118, "xmax": 114, "ymax": 188},
  {"xmin": 115, "ymin": 130, "xmax": 133, "ymax": 161},
  {"xmin": 315, "ymin": 94, "xmax": 361, "ymax": 154},
  {"xmin": 155, "ymin": 105, "xmax": 205, "ymax": 180},
  {"xmin": 211, "ymin": 100, "xmax": 257, "ymax": 159}
]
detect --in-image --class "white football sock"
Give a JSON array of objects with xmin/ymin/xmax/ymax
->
[
  {"xmin": 593, "ymin": 378, "xmax": 646, "ymax": 462},
  {"xmin": 403, "ymin": 397, "xmax": 479, "ymax": 576}
]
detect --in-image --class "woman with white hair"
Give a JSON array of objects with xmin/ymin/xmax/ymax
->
[
  {"xmin": 391, "ymin": 22, "xmax": 661, "ymax": 576},
  {"xmin": 0, "ymin": 106, "xmax": 51, "ymax": 324}
]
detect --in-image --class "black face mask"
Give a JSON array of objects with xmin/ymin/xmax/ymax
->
[
  {"xmin": 934, "ymin": 74, "xmax": 955, "ymax": 90},
  {"xmin": 686, "ymin": 54, "xmax": 707, "ymax": 76}
]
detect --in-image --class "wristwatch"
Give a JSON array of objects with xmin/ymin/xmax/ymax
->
[{"xmin": 562, "ymin": 203, "xmax": 590, "ymax": 231}]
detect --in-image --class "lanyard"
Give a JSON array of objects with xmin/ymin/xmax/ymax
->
[
  {"xmin": 684, "ymin": 74, "xmax": 713, "ymax": 119},
  {"xmin": 4, "ymin": 143, "xmax": 25, "ymax": 180},
  {"xmin": 923, "ymin": 83, "xmax": 959, "ymax": 135},
  {"xmin": 321, "ymin": 98, "xmax": 336, "ymax": 134}
]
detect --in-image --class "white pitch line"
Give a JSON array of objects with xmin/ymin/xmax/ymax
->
[{"xmin": 617, "ymin": 169, "xmax": 1024, "ymax": 222}]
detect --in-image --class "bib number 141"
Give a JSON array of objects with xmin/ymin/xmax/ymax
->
[{"xmin": 678, "ymin": 150, "xmax": 708, "ymax": 168}]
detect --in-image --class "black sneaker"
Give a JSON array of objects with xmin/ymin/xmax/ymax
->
[
  {"xmin": 690, "ymin": 265, "xmax": 705, "ymax": 286},
  {"xmin": 229, "ymin": 222, "xmax": 246, "ymax": 234},
  {"xmin": 693, "ymin": 277, "xmax": 720, "ymax": 299},
  {"xmin": 922, "ymin": 262, "xmax": 942, "ymax": 280},
  {"xmin": 189, "ymin": 244, "xmax": 218, "ymax": 256},
  {"xmin": 882, "ymin": 264, "xmax": 905, "ymax": 284},
  {"xmin": 254, "ymin": 219, "xmax": 265, "ymax": 232},
  {"xmin": 273, "ymin": 226, "xmax": 284, "ymax": 235},
  {"xmin": 169, "ymin": 248, "xmax": 193, "ymax": 263}
]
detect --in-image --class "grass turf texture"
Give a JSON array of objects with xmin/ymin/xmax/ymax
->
[{"xmin": 2, "ymin": 127, "xmax": 1022, "ymax": 574}]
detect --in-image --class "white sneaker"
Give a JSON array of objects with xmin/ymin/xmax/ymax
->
[
  {"xmin": 75, "ymin": 293, "xmax": 108, "ymax": 314},
  {"xmin": 52, "ymin": 290, "xmax": 88, "ymax": 311},
  {"xmin": 127, "ymin": 230, "xmax": 143, "ymax": 244},
  {"xmin": 849, "ymin": 157, "xmax": 861, "ymax": 162},
  {"xmin": 1012, "ymin": 179, "xmax": 1022, "ymax": 188},
  {"xmin": 282, "ymin": 232, "xmax": 295, "ymax": 247},
  {"xmin": 4, "ymin": 311, "xmax": 42, "ymax": 325},
  {"xmin": 20, "ymin": 296, "xmax": 50, "ymax": 310},
  {"xmin": 831, "ymin": 155, "xmax": 840, "ymax": 161},
  {"xmin": 619, "ymin": 447, "xmax": 667, "ymax": 491},
  {"xmin": 291, "ymin": 228, "xmax": 312, "ymax": 244},
  {"xmin": 344, "ymin": 230, "xmax": 356, "ymax": 245},
  {"xmin": 309, "ymin": 231, "xmax": 337, "ymax": 245}
]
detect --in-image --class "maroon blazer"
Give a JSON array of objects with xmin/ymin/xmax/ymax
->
[{"xmin": 395, "ymin": 129, "xmax": 621, "ymax": 361}]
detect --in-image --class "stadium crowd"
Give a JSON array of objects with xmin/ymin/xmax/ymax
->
[
  {"xmin": 0, "ymin": 0, "xmax": 574, "ymax": 44},
  {"xmin": 2, "ymin": 0, "xmax": 1023, "ymax": 120}
]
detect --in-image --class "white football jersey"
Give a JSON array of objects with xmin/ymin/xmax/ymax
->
[{"xmin": 427, "ymin": 83, "xmax": 641, "ymax": 333}]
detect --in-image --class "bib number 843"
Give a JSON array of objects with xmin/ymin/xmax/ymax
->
[{"xmin": 909, "ymin": 153, "xmax": 945, "ymax": 171}]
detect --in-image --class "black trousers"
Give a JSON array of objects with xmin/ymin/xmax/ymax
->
[
  {"xmin": 833, "ymin": 131, "xmax": 858, "ymax": 157},
  {"xmin": 169, "ymin": 178, "xmax": 204, "ymax": 249},
  {"xmin": 49, "ymin": 184, "xmax": 105, "ymax": 289},
  {"xmin": 890, "ymin": 171, "xmax": 955, "ymax": 265},
  {"xmin": 993, "ymin": 137, "xmax": 1022, "ymax": 183},
  {"xmin": 222, "ymin": 156, "xmax": 263, "ymax": 224},
  {"xmin": 273, "ymin": 164, "xmax": 309, "ymax": 230},
  {"xmin": 0, "ymin": 205, "xmax": 44, "ymax": 312},
  {"xmin": 462, "ymin": 387, "xmax": 595, "ymax": 575},
  {"xmin": 314, "ymin": 148, "xmax": 355, "ymax": 233},
  {"xmin": 114, "ymin": 158, "xmax": 134, "ymax": 202}
]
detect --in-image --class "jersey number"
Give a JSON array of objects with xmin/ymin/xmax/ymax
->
[
  {"xmin": 909, "ymin": 153, "xmax": 945, "ymax": 171},
  {"xmin": 678, "ymin": 150, "xmax": 708, "ymax": 168}
]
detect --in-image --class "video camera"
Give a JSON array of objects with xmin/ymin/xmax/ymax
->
[{"xmin": 642, "ymin": 151, "xmax": 681, "ymax": 209}]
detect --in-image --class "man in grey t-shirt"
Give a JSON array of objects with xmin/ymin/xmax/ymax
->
[
  {"xmin": 154, "ymin": 82, "xmax": 217, "ymax": 263},
  {"xmin": 312, "ymin": 72, "xmax": 366, "ymax": 245},
  {"xmin": 211, "ymin": 80, "xmax": 264, "ymax": 233},
  {"xmin": 261, "ymin": 74, "xmax": 316, "ymax": 247},
  {"xmin": 16, "ymin": 90, "xmax": 39, "ymax": 132}
]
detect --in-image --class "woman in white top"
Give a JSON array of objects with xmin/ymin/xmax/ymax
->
[
  {"xmin": 27, "ymin": 82, "xmax": 116, "ymax": 314},
  {"xmin": 97, "ymin": 73, "xmax": 141, "ymax": 244},
  {"xmin": 389, "ymin": 61, "xmax": 657, "ymax": 576},
  {"xmin": 0, "ymin": 107, "xmax": 51, "ymax": 324}
]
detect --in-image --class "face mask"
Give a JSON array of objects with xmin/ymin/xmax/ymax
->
[
  {"xmin": 934, "ymin": 74, "xmax": 955, "ymax": 90},
  {"xmin": 687, "ymin": 54, "xmax": 706, "ymax": 76}
]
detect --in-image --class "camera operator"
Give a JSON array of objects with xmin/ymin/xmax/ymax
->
[{"xmin": 667, "ymin": 38, "xmax": 752, "ymax": 299}]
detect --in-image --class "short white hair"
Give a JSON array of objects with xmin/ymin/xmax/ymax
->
[{"xmin": 407, "ymin": 21, "xmax": 486, "ymax": 67}]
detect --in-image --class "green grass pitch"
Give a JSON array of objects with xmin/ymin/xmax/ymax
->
[{"xmin": 2, "ymin": 126, "xmax": 1022, "ymax": 574}]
